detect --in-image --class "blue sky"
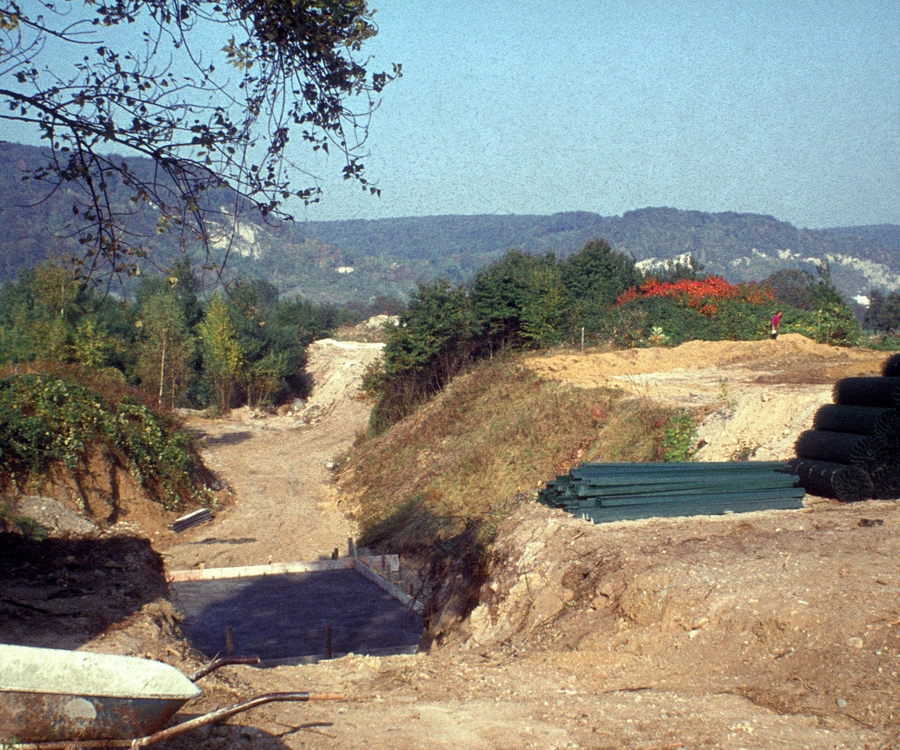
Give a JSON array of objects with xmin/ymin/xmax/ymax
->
[
  {"xmin": 6, "ymin": 1, "xmax": 900, "ymax": 229},
  {"xmin": 296, "ymin": 1, "xmax": 900, "ymax": 228}
]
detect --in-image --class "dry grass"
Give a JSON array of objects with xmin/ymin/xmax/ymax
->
[{"xmin": 336, "ymin": 353, "xmax": 681, "ymax": 554}]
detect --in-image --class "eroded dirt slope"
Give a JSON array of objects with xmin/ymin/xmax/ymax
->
[{"xmin": 525, "ymin": 333, "xmax": 888, "ymax": 462}]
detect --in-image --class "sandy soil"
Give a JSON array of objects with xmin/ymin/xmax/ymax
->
[
  {"xmin": 5, "ymin": 334, "xmax": 900, "ymax": 749},
  {"xmin": 524, "ymin": 334, "xmax": 888, "ymax": 462}
]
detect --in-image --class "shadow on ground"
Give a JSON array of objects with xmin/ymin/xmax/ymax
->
[{"xmin": 0, "ymin": 533, "xmax": 168, "ymax": 648}]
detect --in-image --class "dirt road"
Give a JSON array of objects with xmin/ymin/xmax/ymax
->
[{"xmin": 163, "ymin": 339, "xmax": 383, "ymax": 570}]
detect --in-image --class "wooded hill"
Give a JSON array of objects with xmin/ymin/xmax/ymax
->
[{"xmin": 0, "ymin": 142, "xmax": 897, "ymax": 303}]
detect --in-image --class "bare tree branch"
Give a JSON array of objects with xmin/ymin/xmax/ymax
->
[{"xmin": 0, "ymin": 0, "xmax": 400, "ymax": 281}]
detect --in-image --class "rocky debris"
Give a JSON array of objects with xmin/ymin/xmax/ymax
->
[{"xmin": 10, "ymin": 495, "xmax": 99, "ymax": 536}]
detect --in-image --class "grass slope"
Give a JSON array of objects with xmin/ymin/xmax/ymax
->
[{"xmin": 337, "ymin": 354, "xmax": 688, "ymax": 555}]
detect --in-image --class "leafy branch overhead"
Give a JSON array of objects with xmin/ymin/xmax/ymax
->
[{"xmin": 0, "ymin": 0, "xmax": 400, "ymax": 280}]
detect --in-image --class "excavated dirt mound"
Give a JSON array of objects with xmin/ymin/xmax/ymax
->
[
  {"xmin": 524, "ymin": 334, "xmax": 885, "ymax": 386},
  {"xmin": 525, "ymin": 334, "xmax": 889, "ymax": 462},
  {"xmin": 460, "ymin": 501, "xmax": 900, "ymax": 734}
]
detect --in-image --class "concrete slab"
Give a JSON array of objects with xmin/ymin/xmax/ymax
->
[{"xmin": 171, "ymin": 568, "xmax": 423, "ymax": 663}]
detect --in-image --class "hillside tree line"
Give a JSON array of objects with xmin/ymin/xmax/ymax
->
[
  {"xmin": 0, "ymin": 259, "xmax": 379, "ymax": 412},
  {"xmin": 366, "ymin": 240, "xmax": 861, "ymax": 431}
]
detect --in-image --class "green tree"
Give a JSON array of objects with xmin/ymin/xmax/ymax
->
[
  {"xmin": 227, "ymin": 278, "xmax": 292, "ymax": 407},
  {"xmin": 0, "ymin": 0, "xmax": 400, "ymax": 279},
  {"xmin": 519, "ymin": 263, "xmax": 569, "ymax": 348},
  {"xmin": 134, "ymin": 290, "xmax": 197, "ymax": 407},
  {"xmin": 0, "ymin": 262, "xmax": 126, "ymax": 366},
  {"xmin": 71, "ymin": 318, "xmax": 112, "ymax": 369},
  {"xmin": 561, "ymin": 239, "xmax": 639, "ymax": 331},
  {"xmin": 198, "ymin": 292, "xmax": 242, "ymax": 413},
  {"xmin": 1, "ymin": 264, "xmax": 81, "ymax": 361},
  {"xmin": 865, "ymin": 289, "xmax": 886, "ymax": 331},
  {"xmin": 761, "ymin": 269, "xmax": 818, "ymax": 310},
  {"xmin": 268, "ymin": 296, "xmax": 341, "ymax": 397},
  {"xmin": 383, "ymin": 280, "xmax": 475, "ymax": 384},
  {"xmin": 877, "ymin": 292, "xmax": 900, "ymax": 332},
  {"xmin": 245, "ymin": 351, "xmax": 291, "ymax": 409},
  {"xmin": 470, "ymin": 250, "xmax": 565, "ymax": 351},
  {"xmin": 367, "ymin": 280, "xmax": 475, "ymax": 430}
]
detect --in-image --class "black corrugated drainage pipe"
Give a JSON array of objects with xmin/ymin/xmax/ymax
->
[
  {"xmin": 788, "ymin": 458, "xmax": 873, "ymax": 502},
  {"xmin": 832, "ymin": 377, "xmax": 900, "ymax": 408}
]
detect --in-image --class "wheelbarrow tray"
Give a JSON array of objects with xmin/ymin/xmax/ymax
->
[{"xmin": 0, "ymin": 644, "xmax": 201, "ymax": 743}]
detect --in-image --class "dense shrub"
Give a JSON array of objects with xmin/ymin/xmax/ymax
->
[
  {"xmin": 783, "ymin": 303, "xmax": 861, "ymax": 347},
  {"xmin": 613, "ymin": 275, "xmax": 775, "ymax": 345},
  {"xmin": 0, "ymin": 372, "xmax": 211, "ymax": 509}
]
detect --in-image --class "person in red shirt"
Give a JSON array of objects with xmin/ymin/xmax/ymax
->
[{"xmin": 770, "ymin": 310, "xmax": 783, "ymax": 339}]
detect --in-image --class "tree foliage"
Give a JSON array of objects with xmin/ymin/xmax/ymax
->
[
  {"xmin": 134, "ymin": 285, "xmax": 197, "ymax": 407},
  {"xmin": 197, "ymin": 291, "xmax": 242, "ymax": 412},
  {"xmin": 470, "ymin": 250, "xmax": 564, "ymax": 350},
  {"xmin": 561, "ymin": 239, "xmax": 639, "ymax": 330},
  {"xmin": 367, "ymin": 240, "xmax": 641, "ymax": 430},
  {"xmin": 0, "ymin": 263, "xmax": 128, "ymax": 365},
  {"xmin": 0, "ymin": 259, "xmax": 356, "ymax": 411},
  {"xmin": 761, "ymin": 269, "xmax": 819, "ymax": 310},
  {"xmin": 864, "ymin": 288, "xmax": 900, "ymax": 334},
  {"xmin": 0, "ymin": 0, "xmax": 399, "ymax": 280}
]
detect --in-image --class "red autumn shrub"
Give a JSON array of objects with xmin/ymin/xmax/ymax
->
[{"xmin": 616, "ymin": 276, "xmax": 773, "ymax": 313}]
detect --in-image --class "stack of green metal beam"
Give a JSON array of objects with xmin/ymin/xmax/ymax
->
[{"xmin": 538, "ymin": 462, "xmax": 805, "ymax": 524}]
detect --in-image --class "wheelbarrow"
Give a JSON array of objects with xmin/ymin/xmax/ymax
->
[{"xmin": 0, "ymin": 643, "xmax": 343, "ymax": 748}]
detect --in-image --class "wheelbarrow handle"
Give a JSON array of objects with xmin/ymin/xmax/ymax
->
[
  {"xmin": 133, "ymin": 692, "xmax": 345, "ymax": 747},
  {"xmin": 7, "ymin": 693, "xmax": 345, "ymax": 750}
]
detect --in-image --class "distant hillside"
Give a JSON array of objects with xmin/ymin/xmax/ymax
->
[
  {"xmin": 0, "ymin": 142, "xmax": 897, "ymax": 303},
  {"xmin": 296, "ymin": 209, "xmax": 900, "ymax": 301},
  {"xmin": 826, "ymin": 224, "xmax": 900, "ymax": 252}
]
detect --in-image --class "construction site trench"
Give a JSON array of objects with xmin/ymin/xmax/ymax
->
[
  {"xmin": 170, "ymin": 563, "xmax": 423, "ymax": 664},
  {"xmin": 5, "ymin": 333, "xmax": 900, "ymax": 749},
  {"xmin": 161, "ymin": 339, "xmax": 424, "ymax": 667}
]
